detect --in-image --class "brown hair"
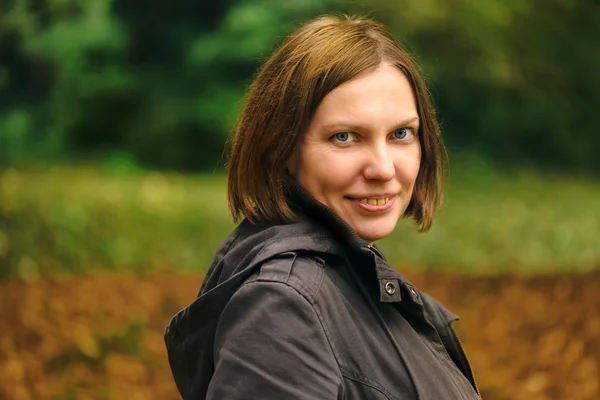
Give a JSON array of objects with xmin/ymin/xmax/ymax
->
[{"xmin": 227, "ymin": 15, "xmax": 446, "ymax": 232}]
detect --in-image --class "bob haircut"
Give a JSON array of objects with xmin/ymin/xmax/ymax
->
[{"xmin": 227, "ymin": 15, "xmax": 446, "ymax": 232}]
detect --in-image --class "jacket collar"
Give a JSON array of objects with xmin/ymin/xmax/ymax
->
[
  {"xmin": 283, "ymin": 174, "xmax": 419, "ymax": 304},
  {"xmin": 283, "ymin": 173, "xmax": 370, "ymax": 252}
]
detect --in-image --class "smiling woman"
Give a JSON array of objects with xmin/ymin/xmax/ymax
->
[
  {"xmin": 165, "ymin": 15, "xmax": 481, "ymax": 400},
  {"xmin": 288, "ymin": 64, "xmax": 422, "ymax": 242}
]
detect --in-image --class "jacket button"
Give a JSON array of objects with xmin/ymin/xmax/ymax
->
[{"xmin": 385, "ymin": 282, "xmax": 396, "ymax": 295}]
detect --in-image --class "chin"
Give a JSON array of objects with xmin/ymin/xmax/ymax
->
[{"xmin": 355, "ymin": 223, "xmax": 396, "ymax": 243}]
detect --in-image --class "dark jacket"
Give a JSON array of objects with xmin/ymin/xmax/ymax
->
[{"xmin": 164, "ymin": 178, "xmax": 481, "ymax": 399}]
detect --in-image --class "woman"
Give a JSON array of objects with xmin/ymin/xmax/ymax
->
[{"xmin": 165, "ymin": 15, "xmax": 481, "ymax": 399}]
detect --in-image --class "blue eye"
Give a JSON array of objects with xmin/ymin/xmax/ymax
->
[
  {"xmin": 334, "ymin": 132, "xmax": 352, "ymax": 142},
  {"xmin": 393, "ymin": 128, "xmax": 411, "ymax": 139}
]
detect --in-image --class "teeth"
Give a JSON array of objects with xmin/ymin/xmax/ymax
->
[{"xmin": 359, "ymin": 197, "xmax": 390, "ymax": 206}]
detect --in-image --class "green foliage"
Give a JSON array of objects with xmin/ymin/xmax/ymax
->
[
  {"xmin": 1, "ymin": 0, "xmax": 349, "ymax": 170},
  {"xmin": 0, "ymin": 109, "xmax": 33, "ymax": 164},
  {"xmin": 1, "ymin": 0, "xmax": 599, "ymax": 171},
  {"xmin": 369, "ymin": 0, "xmax": 600, "ymax": 172},
  {"xmin": 1, "ymin": 164, "xmax": 598, "ymax": 277}
]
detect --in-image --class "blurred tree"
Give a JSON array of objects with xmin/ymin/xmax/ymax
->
[
  {"xmin": 1, "ymin": 0, "xmax": 129, "ymax": 164},
  {"xmin": 369, "ymin": 0, "xmax": 600, "ymax": 173},
  {"xmin": 1, "ymin": 0, "xmax": 598, "ymax": 172},
  {"xmin": 1, "ymin": 0, "xmax": 350, "ymax": 170}
]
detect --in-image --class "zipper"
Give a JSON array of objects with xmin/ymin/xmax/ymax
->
[{"xmin": 450, "ymin": 323, "xmax": 481, "ymax": 397}]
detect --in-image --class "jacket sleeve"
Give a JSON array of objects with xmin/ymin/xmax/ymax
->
[{"xmin": 206, "ymin": 279, "xmax": 343, "ymax": 399}]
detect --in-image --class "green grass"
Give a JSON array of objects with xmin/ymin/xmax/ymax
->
[
  {"xmin": 1, "ymin": 161, "xmax": 598, "ymax": 278},
  {"xmin": 382, "ymin": 163, "xmax": 600, "ymax": 273}
]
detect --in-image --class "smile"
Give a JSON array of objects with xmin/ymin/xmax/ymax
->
[
  {"xmin": 358, "ymin": 197, "xmax": 390, "ymax": 206},
  {"xmin": 346, "ymin": 195, "xmax": 397, "ymax": 213}
]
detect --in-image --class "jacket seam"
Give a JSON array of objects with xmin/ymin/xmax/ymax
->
[
  {"xmin": 302, "ymin": 255, "xmax": 326, "ymax": 302},
  {"xmin": 426, "ymin": 302, "xmax": 473, "ymax": 380},
  {"xmin": 341, "ymin": 371, "xmax": 397, "ymax": 400},
  {"xmin": 289, "ymin": 256, "xmax": 343, "ymax": 378},
  {"xmin": 446, "ymin": 321, "xmax": 476, "ymax": 388},
  {"xmin": 240, "ymin": 279, "xmax": 345, "ymax": 387},
  {"xmin": 249, "ymin": 234, "xmax": 332, "ymax": 267},
  {"xmin": 287, "ymin": 274, "xmax": 319, "ymax": 302},
  {"xmin": 253, "ymin": 253, "xmax": 327, "ymax": 303}
]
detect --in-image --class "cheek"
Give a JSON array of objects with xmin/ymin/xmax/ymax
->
[
  {"xmin": 299, "ymin": 150, "xmax": 356, "ymax": 191},
  {"xmin": 395, "ymin": 150, "xmax": 421, "ymax": 184}
]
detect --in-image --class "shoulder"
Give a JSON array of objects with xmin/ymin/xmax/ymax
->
[
  {"xmin": 216, "ymin": 253, "xmax": 335, "ymax": 349},
  {"xmin": 211, "ymin": 253, "xmax": 343, "ymax": 399},
  {"xmin": 242, "ymin": 251, "xmax": 329, "ymax": 303}
]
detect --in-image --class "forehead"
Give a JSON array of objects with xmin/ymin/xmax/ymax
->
[{"xmin": 311, "ymin": 64, "xmax": 418, "ymax": 128}]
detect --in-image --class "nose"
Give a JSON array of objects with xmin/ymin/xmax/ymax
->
[{"xmin": 363, "ymin": 143, "xmax": 395, "ymax": 182}]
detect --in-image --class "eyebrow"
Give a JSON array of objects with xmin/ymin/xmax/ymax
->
[{"xmin": 320, "ymin": 116, "xmax": 420, "ymax": 132}]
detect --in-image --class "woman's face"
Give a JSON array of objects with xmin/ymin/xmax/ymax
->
[{"xmin": 288, "ymin": 63, "xmax": 421, "ymax": 242}]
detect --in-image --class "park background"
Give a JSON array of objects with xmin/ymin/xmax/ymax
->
[{"xmin": 1, "ymin": 0, "xmax": 599, "ymax": 399}]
